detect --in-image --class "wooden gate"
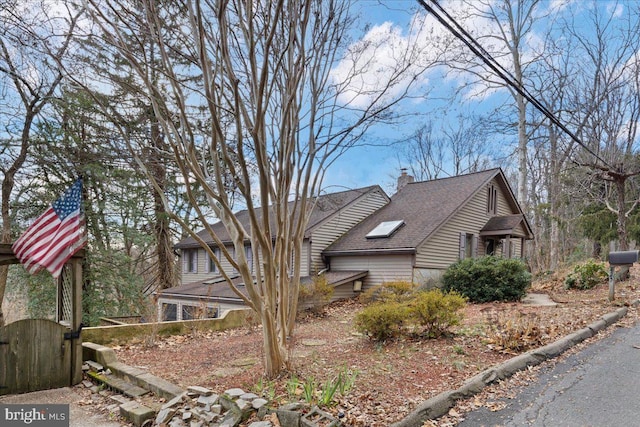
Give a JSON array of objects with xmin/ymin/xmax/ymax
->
[
  {"xmin": 0, "ymin": 245, "xmax": 84, "ymax": 395},
  {"xmin": 0, "ymin": 319, "xmax": 72, "ymax": 395}
]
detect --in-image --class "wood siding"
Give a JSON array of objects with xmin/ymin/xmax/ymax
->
[
  {"xmin": 180, "ymin": 244, "xmax": 240, "ymax": 284},
  {"xmin": 415, "ymin": 187, "xmax": 488, "ymax": 269},
  {"xmin": 332, "ymin": 282, "xmax": 358, "ymax": 301},
  {"xmin": 415, "ymin": 177, "xmax": 523, "ymax": 270},
  {"xmin": 329, "ymin": 254, "xmax": 413, "ymax": 291},
  {"xmin": 309, "ymin": 189, "xmax": 389, "ymax": 274},
  {"xmin": 180, "ymin": 189, "xmax": 387, "ymax": 283}
]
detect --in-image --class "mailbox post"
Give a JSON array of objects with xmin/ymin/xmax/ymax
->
[{"xmin": 607, "ymin": 250, "xmax": 639, "ymax": 301}]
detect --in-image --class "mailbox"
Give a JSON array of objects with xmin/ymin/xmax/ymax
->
[{"xmin": 608, "ymin": 250, "xmax": 640, "ymax": 265}]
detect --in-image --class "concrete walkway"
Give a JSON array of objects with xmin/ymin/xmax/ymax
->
[{"xmin": 522, "ymin": 293, "xmax": 558, "ymax": 307}]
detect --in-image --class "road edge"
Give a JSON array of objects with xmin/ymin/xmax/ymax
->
[{"xmin": 392, "ymin": 304, "xmax": 634, "ymax": 427}]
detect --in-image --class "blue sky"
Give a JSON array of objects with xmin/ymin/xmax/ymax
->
[
  {"xmin": 321, "ymin": 0, "xmax": 507, "ymax": 194},
  {"xmin": 320, "ymin": 0, "xmax": 636, "ymax": 195}
]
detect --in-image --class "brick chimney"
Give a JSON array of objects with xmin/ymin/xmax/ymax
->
[{"xmin": 397, "ymin": 168, "xmax": 414, "ymax": 192}]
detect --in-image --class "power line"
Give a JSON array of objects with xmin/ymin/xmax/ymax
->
[{"xmin": 416, "ymin": 0, "xmax": 612, "ymax": 169}]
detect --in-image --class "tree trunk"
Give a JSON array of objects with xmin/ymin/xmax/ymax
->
[
  {"xmin": 150, "ymin": 115, "xmax": 175, "ymax": 291},
  {"xmin": 0, "ymin": 113, "xmax": 33, "ymax": 326},
  {"xmin": 549, "ymin": 130, "xmax": 560, "ymax": 270},
  {"xmin": 615, "ymin": 177, "xmax": 630, "ymax": 279},
  {"xmin": 261, "ymin": 307, "xmax": 287, "ymax": 377}
]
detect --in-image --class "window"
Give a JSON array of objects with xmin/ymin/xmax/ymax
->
[
  {"xmin": 465, "ymin": 234, "xmax": 474, "ymax": 259},
  {"xmin": 245, "ymin": 245, "xmax": 253, "ymax": 272},
  {"xmin": 182, "ymin": 304, "xmax": 219, "ymax": 320},
  {"xmin": 366, "ymin": 220, "xmax": 405, "ymax": 239},
  {"xmin": 182, "ymin": 305, "xmax": 197, "ymax": 320},
  {"xmin": 162, "ymin": 303, "xmax": 177, "ymax": 321},
  {"xmin": 183, "ymin": 249, "xmax": 198, "ymax": 273},
  {"xmin": 487, "ymin": 184, "xmax": 498, "ymax": 215},
  {"xmin": 208, "ymin": 248, "xmax": 220, "ymax": 274},
  {"xmin": 206, "ymin": 306, "xmax": 219, "ymax": 318},
  {"xmin": 459, "ymin": 232, "xmax": 477, "ymax": 259}
]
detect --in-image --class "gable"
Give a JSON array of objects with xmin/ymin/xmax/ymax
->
[{"xmin": 324, "ymin": 169, "xmax": 514, "ymax": 254}]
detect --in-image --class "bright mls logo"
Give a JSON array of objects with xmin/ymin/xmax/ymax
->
[{"xmin": 0, "ymin": 404, "xmax": 69, "ymax": 426}]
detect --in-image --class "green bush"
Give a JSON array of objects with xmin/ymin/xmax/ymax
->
[
  {"xmin": 355, "ymin": 282, "xmax": 467, "ymax": 342},
  {"xmin": 564, "ymin": 259, "xmax": 608, "ymax": 290},
  {"xmin": 355, "ymin": 300, "xmax": 410, "ymax": 341},
  {"xmin": 408, "ymin": 289, "xmax": 466, "ymax": 338},
  {"xmin": 442, "ymin": 256, "xmax": 531, "ymax": 303}
]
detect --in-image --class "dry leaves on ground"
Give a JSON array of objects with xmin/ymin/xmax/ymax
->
[{"xmin": 116, "ymin": 273, "xmax": 640, "ymax": 426}]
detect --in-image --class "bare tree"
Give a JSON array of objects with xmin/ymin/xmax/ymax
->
[
  {"xmin": 83, "ymin": 0, "xmax": 430, "ymax": 377},
  {"xmin": 0, "ymin": 1, "xmax": 82, "ymax": 326},
  {"xmin": 525, "ymin": 27, "xmax": 581, "ymax": 270},
  {"xmin": 431, "ymin": 0, "xmax": 545, "ymax": 211},
  {"xmin": 399, "ymin": 114, "xmax": 495, "ymax": 181},
  {"xmin": 565, "ymin": 3, "xmax": 640, "ymax": 267},
  {"xmin": 400, "ymin": 123, "xmax": 446, "ymax": 181}
]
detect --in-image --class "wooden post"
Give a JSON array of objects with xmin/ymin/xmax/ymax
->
[
  {"xmin": 70, "ymin": 255, "xmax": 83, "ymax": 385},
  {"xmin": 609, "ymin": 265, "xmax": 615, "ymax": 302}
]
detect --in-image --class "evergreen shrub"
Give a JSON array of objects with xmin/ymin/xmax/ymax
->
[
  {"xmin": 441, "ymin": 256, "xmax": 531, "ymax": 303},
  {"xmin": 564, "ymin": 259, "xmax": 608, "ymax": 290},
  {"xmin": 359, "ymin": 279, "xmax": 416, "ymax": 303}
]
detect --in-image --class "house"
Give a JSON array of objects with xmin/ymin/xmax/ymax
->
[{"xmin": 157, "ymin": 168, "xmax": 533, "ymax": 321}]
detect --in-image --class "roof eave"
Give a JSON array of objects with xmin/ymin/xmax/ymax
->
[
  {"xmin": 324, "ymin": 248, "xmax": 416, "ymax": 257},
  {"xmin": 157, "ymin": 293, "xmax": 244, "ymax": 302}
]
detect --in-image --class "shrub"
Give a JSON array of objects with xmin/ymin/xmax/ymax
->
[
  {"xmin": 360, "ymin": 280, "xmax": 416, "ymax": 303},
  {"xmin": 442, "ymin": 256, "xmax": 531, "ymax": 303},
  {"xmin": 564, "ymin": 259, "xmax": 608, "ymax": 290},
  {"xmin": 408, "ymin": 289, "xmax": 466, "ymax": 338},
  {"xmin": 299, "ymin": 273, "xmax": 334, "ymax": 313},
  {"xmin": 354, "ymin": 300, "xmax": 410, "ymax": 341},
  {"xmin": 356, "ymin": 286, "xmax": 467, "ymax": 342}
]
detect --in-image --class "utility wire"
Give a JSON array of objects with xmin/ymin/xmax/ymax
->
[{"xmin": 416, "ymin": 0, "xmax": 612, "ymax": 169}]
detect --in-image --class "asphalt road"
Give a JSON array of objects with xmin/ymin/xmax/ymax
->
[{"xmin": 458, "ymin": 322, "xmax": 640, "ymax": 427}]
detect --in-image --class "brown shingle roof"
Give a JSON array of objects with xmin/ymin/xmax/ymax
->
[
  {"xmin": 161, "ymin": 271, "xmax": 369, "ymax": 300},
  {"xmin": 174, "ymin": 185, "xmax": 385, "ymax": 249},
  {"xmin": 324, "ymin": 168, "xmax": 506, "ymax": 254},
  {"xmin": 158, "ymin": 276, "xmax": 249, "ymax": 300},
  {"xmin": 301, "ymin": 270, "xmax": 368, "ymax": 287},
  {"xmin": 481, "ymin": 214, "xmax": 532, "ymax": 238}
]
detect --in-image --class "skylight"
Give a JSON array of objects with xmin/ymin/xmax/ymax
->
[{"xmin": 366, "ymin": 220, "xmax": 405, "ymax": 239}]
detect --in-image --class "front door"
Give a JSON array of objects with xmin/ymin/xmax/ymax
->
[{"xmin": 486, "ymin": 238, "xmax": 496, "ymax": 256}]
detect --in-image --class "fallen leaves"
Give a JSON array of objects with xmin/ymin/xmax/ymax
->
[{"xmin": 112, "ymin": 276, "xmax": 640, "ymax": 427}]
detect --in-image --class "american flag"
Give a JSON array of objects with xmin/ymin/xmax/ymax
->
[{"xmin": 12, "ymin": 179, "xmax": 87, "ymax": 278}]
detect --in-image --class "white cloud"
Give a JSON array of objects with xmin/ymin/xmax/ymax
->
[
  {"xmin": 331, "ymin": 21, "xmax": 428, "ymax": 109},
  {"xmin": 548, "ymin": 0, "xmax": 575, "ymax": 14},
  {"xmin": 607, "ymin": 2, "xmax": 624, "ymax": 18}
]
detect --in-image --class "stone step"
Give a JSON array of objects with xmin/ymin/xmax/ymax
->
[
  {"xmin": 86, "ymin": 370, "xmax": 149, "ymax": 398},
  {"xmin": 119, "ymin": 401, "xmax": 155, "ymax": 427}
]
